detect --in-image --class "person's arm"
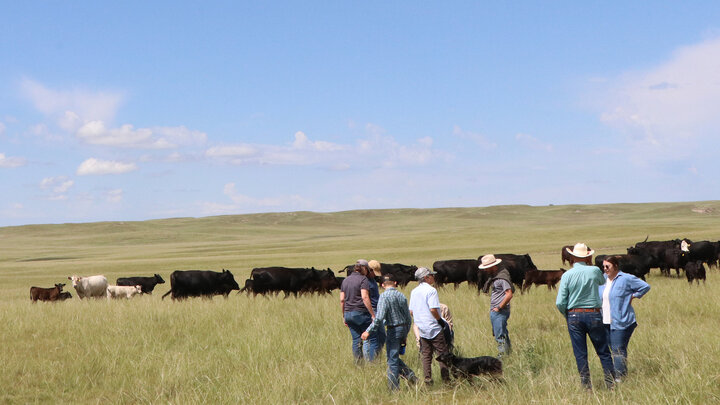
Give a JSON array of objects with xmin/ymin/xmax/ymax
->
[
  {"xmin": 411, "ymin": 314, "xmax": 421, "ymax": 348},
  {"xmin": 339, "ymin": 291, "xmax": 346, "ymax": 320},
  {"xmin": 630, "ymin": 276, "xmax": 651, "ymax": 299},
  {"xmin": 361, "ymin": 288, "xmax": 375, "ymax": 318},
  {"xmin": 430, "ymin": 307, "xmax": 441, "ymax": 321},
  {"xmin": 493, "ymin": 288, "xmax": 513, "ymax": 311},
  {"xmin": 362, "ymin": 294, "xmax": 387, "ymax": 339},
  {"xmin": 556, "ymin": 276, "xmax": 568, "ymax": 316}
]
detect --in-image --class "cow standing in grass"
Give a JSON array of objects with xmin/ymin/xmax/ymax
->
[{"xmin": 68, "ymin": 275, "xmax": 108, "ymax": 299}]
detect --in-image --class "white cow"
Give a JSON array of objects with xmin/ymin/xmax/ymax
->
[
  {"xmin": 106, "ymin": 285, "xmax": 143, "ymax": 299},
  {"xmin": 68, "ymin": 275, "xmax": 108, "ymax": 299}
]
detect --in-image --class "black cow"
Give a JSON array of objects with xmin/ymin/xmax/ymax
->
[
  {"xmin": 248, "ymin": 267, "xmax": 338, "ymax": 298},
  {"xmin": 58, "ymin": 291, "xmax": 72, "ymax": 300},
  {"xmin": 595, "ymin": 254, "xmax": 653, "ymax": 281},
  {"xmin": 627, "ymin": 238, "xmax": 684, "ymax": 270},
  {"xmin": 658, "ymin": 247, "xmax": 689, "ymax": 277},
  {"xmin": 161, "ymin": 269, "xmax": 240, "ymax": 300},
  {"xmin": 341, "ymin": 262, "xmax": 417, "ymax": 287},
  {"xmin": 433, "ymin": 259, "xmax": 480, "ymax": 288},
  {"xmin": 477, "ymin": 253, "xmax": 537, "ymax": 292},
  {"xmin": 684, "ymin": 260, "xmax": 706, "ymax": 285},
  {"xmin": 685, "ymin": 240, "xmax": 718, "ymax": 269},
  {"xmin": 117, "ymin": 273, "xmax": 166, "ymax": 294}
]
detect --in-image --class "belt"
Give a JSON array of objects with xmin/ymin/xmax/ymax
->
[{"xmin": 568, "ymin": 308, "xmax": 601, "ymax": 313}]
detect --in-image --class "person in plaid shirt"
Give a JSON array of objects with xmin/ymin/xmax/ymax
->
[{"xmin": 362, "ymin": 274, "xmax": 417, "ymax": 390}]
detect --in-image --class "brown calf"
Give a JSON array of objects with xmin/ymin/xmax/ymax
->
[
  {"xmin": 522, "ymin": 269, "xmax": 566, "ymax": 293},
  {"xmin": 30, "ymin": 283, "xmax": 65, "ymax": 302}
]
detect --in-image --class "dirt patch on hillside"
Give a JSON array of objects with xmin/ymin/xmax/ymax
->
[{"xmin": 691, "ymin": 207, "xmax": 715, "ymax": 214}]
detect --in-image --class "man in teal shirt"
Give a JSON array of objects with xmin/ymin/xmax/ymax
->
[{"xmin": 556, "ymin": 243, "xmax": 615, "ymax": 390}]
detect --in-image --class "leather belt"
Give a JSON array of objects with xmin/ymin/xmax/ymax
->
[{"xmin": 568, "ymin": 308, "xmax": 601, "ymax": 313}]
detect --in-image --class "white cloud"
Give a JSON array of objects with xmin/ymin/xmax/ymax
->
[
  {"xmin": 515, "ymin": 133, "xmax": 553, "ymax": 152},
  {"xmin": 76, "ymin": 158, "xmax": 137, "ymax": 175},
  {"xmin": 598, "ymin": 36, "xmax": 720, "ymax": 160},
  {"xmin": 20, "ymin": 78, "xmax": 123, "ymax": 124},
  {"xmin": 105, "ymin": 189, "xmax": 123, "ymax": 203},
  {"xmin": 453, "ymin": 125, "xmax": 497, "ymax": 150},
  {"xmin": 205, "ymin": 127, "xmax": 440, "ymax": 169},
  {"xmin": 198, "ymin": 182, "xmax": 315, "ymax": 216},
  {"xmin": 0, "ymin": 153, "xmax": 27, "ymax": 168},
  {"xmin": 0, "ymin": 122, "xmax": 5, "ymax": 136},
  {"xmin": 40, "ymin": 176, "xmax": 74, "ymax": 201}
]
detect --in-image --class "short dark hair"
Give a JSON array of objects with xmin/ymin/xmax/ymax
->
[{"xmin": 381, "ymin": 274, "xmax": 396, "ymax": 284}]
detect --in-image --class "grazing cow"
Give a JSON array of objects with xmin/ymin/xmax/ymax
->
[
  {"xmin": 477, "ymin": 253, "xmax": 537, "ymax": 292},
  {"xmin": 595, "ymin": 254, "xmax": 652, "ymax": 281},
  {"xmin": 685, "ymin": 240, "xmax": 719, "ymax": 269},
  {"xmin": 68, "ymin": 275, "xmax": 109, "ymax": 299},
  {"xmin": 116, "ymin": 274, "xmax": 165, "ymax": 294},
  {"xmin": 627, "ymin": 238, "xmax": 684, "ymax": 270},
  {"xmin": 161, "ymin": 269, "xmax": 240, "ymax": 300},
  {"xmin": 433, "ymin": 259, "xmax": 480, "ymax": 288},
  {"xmin": 522, "ymin": 269, "xmax": 566, "ymax": 293},
  {"xmin": 684, "ymin": 261, "xmax": 706, "ymax": 285},
  {"xmin": 58, "ymin": 291, "xmax": 72, "ymax": 301},
  {"xmin": 30, "ymin": 283, "xmax": 65, "ymax": 302},
  {"xmin": 658, "ymin": 247, "xmax": 689, "ymax": 277},
  {"xmin": 561, "ymin": 245, "xmax": 591, "ymax": 266},
  {"xmin": 247, "ymin": 267, "xmax": 338, "ymax": 298},
  {"xmin": 107, "ymin": 285, "xmax": 143, "ymax": 299},
  {"xmin": 341, "ymin": 262, "xmax": 417, "ymax": 286}
]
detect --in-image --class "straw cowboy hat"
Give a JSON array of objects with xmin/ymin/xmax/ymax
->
[
  {"xmin": 368, "ymin": 260, "xmax": 382, "ymax": 278},
  {"xmin": 478, "ymin": 254, "xmax": 502, "ymax": 269},
  {"xmin": 566, "ymin": 243, "xmax": 594, "ymax": 258}
]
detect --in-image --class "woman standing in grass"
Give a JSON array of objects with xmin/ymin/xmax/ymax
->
[{"xmin": 600, "ymin": 255, "xmax": 651, "ymax": 382}]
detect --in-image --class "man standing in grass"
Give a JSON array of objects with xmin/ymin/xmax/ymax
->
[
  {"xmin": 556, "ymin": 243, "xmax": 615, "ymax": 391},
  {"xmin": 361, "ymin": 274, "xmax": 417, "ymax": 390},
  {"xmin": 409, "ymin": 267, "xmax": 450, "ymax": 385},
  {"xmin": 479, "ymin": 254, "xmax": 514, "ymax": 358}
]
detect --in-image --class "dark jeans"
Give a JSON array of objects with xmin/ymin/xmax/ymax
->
[
  {"xmin": 385, "ymin": 325, "xmax": 416, "ymax": 390},
  {"xmin": 364, "ymin": 325, "xmax": 386, "ymax": 362},
  {"xmin": 344, "ymin": 311, "xmax": 372, "ymax": 363},
  {"xmin": 566, "ymin": 311, "xmax": 615, "ymax": 389},
  {"xmin": 419, "ymin": 332, "xmax": 450, "ymax": 384},
  {"xmin": 606, "ymin": 322, "xmax": 637, "ymax": 377}
]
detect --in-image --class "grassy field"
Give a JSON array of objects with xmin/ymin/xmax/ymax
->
[{"xmin": 2, "ymin": 201, "xmax": 720, "ymax": 404}]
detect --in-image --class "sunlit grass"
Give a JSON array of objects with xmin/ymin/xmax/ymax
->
[{"xmin": 2, "ymin": 202, "xmax": 720, "ymax": 403}]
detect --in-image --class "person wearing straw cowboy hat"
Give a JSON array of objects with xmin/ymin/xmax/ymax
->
[
  {"xmin": 479, "ymin": 254, "xmax": 514, "ymax": 358},
  {"xmin": 556, "ymin": 243, "xmax": 616, "ymax": 390}
]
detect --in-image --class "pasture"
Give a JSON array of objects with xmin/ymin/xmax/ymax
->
[{"xmin": 2, "ymin": 202, "xmax": 720, "ymax": 404}]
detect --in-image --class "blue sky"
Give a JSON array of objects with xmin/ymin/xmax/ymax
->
[{"xmin": 3, "ymin": 2, "xmax": 720, "ymax": 226}]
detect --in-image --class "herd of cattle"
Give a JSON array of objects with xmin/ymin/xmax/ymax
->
[{"xmin": 28, "ymin": 237, "xmax": 714, "ymax": 302}]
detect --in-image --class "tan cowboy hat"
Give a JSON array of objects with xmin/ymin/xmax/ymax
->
[
  {"xmin": 566, "ymin": 243, "xmax": 594, "ymax": 258},
  {"xmin": 478, "ymin": 254, "xmax": 502, "ymax": 269},
  {"xmin": 368, "ymin": 260, "xmax": 382, "ymax": 277}
]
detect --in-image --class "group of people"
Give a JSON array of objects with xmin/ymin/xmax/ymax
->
[{"xmin": 340, "ymin": 242, "xmax": 651, "ymax": 392}]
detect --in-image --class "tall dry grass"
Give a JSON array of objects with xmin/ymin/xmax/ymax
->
[{"xmin": 2, "ymin": 202, "xmax": 720, "ymax": 403}]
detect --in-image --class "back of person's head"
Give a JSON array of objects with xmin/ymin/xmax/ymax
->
[{"xmin": 381, "ymin": 273, "xmax": 396, "ymax": 286}]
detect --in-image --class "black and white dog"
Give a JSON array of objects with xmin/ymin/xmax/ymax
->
[{"xmin": 436, "ymin": 352, "xmax": 503, "ymax": 381}]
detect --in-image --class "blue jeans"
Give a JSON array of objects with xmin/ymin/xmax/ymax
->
[
  {"xmin": 385, "ymin": 325, "xmax": 416, "ymax": 390},
  {"xmin": 364, "ymin": 325, "xmax": 386, "ymax": 362},
  {"xmin": 490, "ymin": 308, "xmax": 511, "ymax": 357},
  {"xmin": 344, "ymin": 311, "xmax": 372, "ymax": 363},
  {"xmin": 567, "ymin": 311, "xmax": 615, "ymax": 388},
  {"xmin": 607, "ymin": 322, "xmax": 637, "ymax": 377}
]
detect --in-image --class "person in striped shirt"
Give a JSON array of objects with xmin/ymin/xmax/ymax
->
[{"xmin": 362, "ymin": 274, "xmax": 418, "ymax": 390}]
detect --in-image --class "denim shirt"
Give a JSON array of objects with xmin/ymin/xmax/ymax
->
[{"xmin": 598, "ymin": 271, "xmax": 651, "ymax": 330}]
